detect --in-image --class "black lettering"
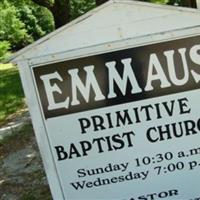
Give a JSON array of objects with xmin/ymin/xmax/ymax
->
[
  {"xmin": 178, "ymin": 98, "xmax": 191, "ymax": 114},
  {"xmin": 123, "ymin": 131, "xmax": 135, "ymax": 147},
  {"xmin": 158, "ymin": 124, "xmax": 172, "ymax": 141},
  {"xmin": 172, "ymin": 122, "xmax": 184, "ymax": 137},
  {"xmin": 106, "ymin": 112, "xmax": 114, "ymax": 128},
  {"xmin": 93, "ymin": 137, "xmax": 105, "ymax": 153},
  {"xmin": 163, "ymin": 100, "xmax": 175, "ymax": 116},
  {"xmin": 169, "ymin": 189, "xmax": 179, "ymax": 196},
  {"xmin": 85, "ymin": 181, "xmax": 93, "ymax": 188},
  {"xmin": 140, "ymin": 105, "xmax": 153, "ymax": 121},
  {"xmin": 91, "ymin": 115, "xmax": 106, "ymax": 131},
  {"xmin": 146, "ymin": 127, "xmax": 159, "ymax": 143},
  {"xmin": 77, "ymin": 168, "xmax": 86, "ymax": 178},
  {"xmin": 184, "ymin": 120, "xmax": 197, "ymax": 135},
  {"xmin": 105, "ymin": 136, "xmax": 113, "ymax": 151},
  {"xmin": 154, "ymin": 103, "xmax": 162, "ymax": 119},
  {"xmin": 133, "ymin": 107, "xmax": 141, "ymax": 123},
  {"xmin": 80, "ymin": 141, "xmax": 92, "ymax": 156},
  {"xmin": 112, "ymin": 134, "xmax": 125, "ymax": 150},
  {"xmin": 70, "ymin": 181, "xmax": 86, "ymax": 190},
  {"xmin": 69, "ymin": 143, "xmax": 81, "ymax": 159},
  {"xmin": 116, "ymin": 110, "xmax": 133, "ymax": 127},
  {"xmin": 54, "ymin": 146, "xmax": 68, "ymax": 161},
  {"xmin": 79, "ymin": 118, "xmax": 91, "ymax": 134}
]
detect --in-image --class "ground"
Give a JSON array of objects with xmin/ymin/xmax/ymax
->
[
  {"xmin": 0, "ymin": 64, "xmax": 52, "ymax": 199},
  {"xmin": 0, "ymin": 120, "xmax": 52, "ymax": 200}
]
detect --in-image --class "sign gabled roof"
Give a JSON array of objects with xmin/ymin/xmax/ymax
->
[{"xmin": 10, "ymin": 0, "xmax": 200, "ymax": 64}]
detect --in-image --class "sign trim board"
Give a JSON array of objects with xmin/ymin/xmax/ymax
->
[
  {"xmin": 26, "ymin": 34, "xmax": 200, "ymax": 199},
  {"xmin": 28, "ymin": 25, "xmax": 200, "ymax": 67}
]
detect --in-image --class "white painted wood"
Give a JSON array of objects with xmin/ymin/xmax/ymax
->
[
  {"xmin": 17, "ymin": 61, "xmax": 65, "ymax": 199},
  {"xmin": 29, "ymin": 26, "xmax": 200, "ymax": 66},
  {"xmin": 197, "ymin": 0, "xmax": 200, "ymax": 9}
]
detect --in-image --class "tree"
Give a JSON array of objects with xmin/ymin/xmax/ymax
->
[
  {"xmin": 0, "ymin": 1, "xmax": 31, "ymax": 50},
  {"xmin": 31, "ymin": 0, "xmax": 110, "ymax": 29},
  {"xmin": 30, "ymin": 0, "xmax": 98, "ymax": 29},
  {"xmin": 70, "ymin": 0, "xmax": 95, "ymax": 20},
  {"xmin": 31, "ymin": 0, "xmax": 70, "ymax": 29},
  {"xmin": 0, "ymin": 0, "xmax": 55, "ymax": 61},
  {"xmin": 179, "ymin": 0, "xmax": 197, "ymax": 8},
  {"xmin": 0, "ymin": 41, "xmax": 10, "ymax": 61},
  {"xmin": 96, "ymin": 0, "xmax": 108, "ymax": 6},
  {"xmin": 17, "ymin": 3, "xmax": 54, "ymax": 41}
]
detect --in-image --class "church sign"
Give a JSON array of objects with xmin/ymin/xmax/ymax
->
[{"xmin": 32, "ymin": 35, "xmax": 200, "ymax": 199}]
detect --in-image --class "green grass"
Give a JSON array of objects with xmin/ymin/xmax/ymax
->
[{"xmin": 0, "ymin": 63, "xmax": 25, "ymax": 125}]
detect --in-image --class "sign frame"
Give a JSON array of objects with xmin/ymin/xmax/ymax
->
[{"xmin": 19, "ymin": 28, "xmax": 200, "ymax": 199}]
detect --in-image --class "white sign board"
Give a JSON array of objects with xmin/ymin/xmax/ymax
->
[
  {"xmin": 197, "ymin": 0, "xmax": 200, "ymax": 9},
  {"xmin": 30, "ymin": 35, "xmax": 200, "ymax": 200}
]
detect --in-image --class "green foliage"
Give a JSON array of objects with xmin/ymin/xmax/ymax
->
[
  {"xmin": 32, "ymin": 7, "xmax": 55, "ymax": 36},
  {"xmin": 17, "ymin": 5, "xmax": 45, "ymax": 41},
  {"xmin": 0, "ymin": 0, "xmax": 32, "ymax": 49},
  {"xmin": 70, "ymin": 0, "xmax": 96, "ymax": 20},
  {"xmin": 167, "ymin": 0, "xmax": 180, "ymax": 5},
  {"xmin": 0, "ymin": 41, "xmax": 10, "ymax": 61},
  {"xmin": 150, "ymin": 0, "xmax": 169, "ymax": 3},
  {"xmin": 143, "ymin": 0, "xmax": 186, "ymax": 6},
  {"xmin": 16, "ymin": 2, "xmax": 54, "ymax": 41},
  {"xmin": 0, "ymin": 64, "xmax": 25, "ymax": 125},
  {"xmin": 0, "ymin": 0, "xmax": 54, "ymax": 59}
]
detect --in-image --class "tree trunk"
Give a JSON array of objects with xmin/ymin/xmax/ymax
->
[
  {"xmin": 50, "ymin": 0, "xmax": 70, "ymax": 28},
  {"xmin": 96, "ymin": 0, "xmax": 108, "ymax": 6},
  {"xmin": 180, "ymin": 0, "xmax": 197, "ymax": 8},
  {"xmin": 32, "ymin": 0, "xmax": 70, "ymax": 29}
]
